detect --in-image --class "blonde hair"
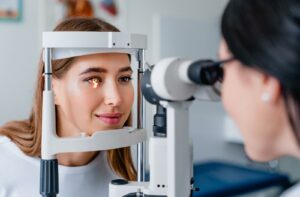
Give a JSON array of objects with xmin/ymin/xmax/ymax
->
[{"xmin": 0, "ymin": 17, "xmax": 136, "ymax": 181}]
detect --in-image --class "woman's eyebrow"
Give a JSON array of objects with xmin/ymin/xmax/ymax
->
[
  {"xmin": 79, "ymin": 66, "xmax": 133, "ymax": 75},
  {"xmin": 79, "ymin": 67, "xmax": 107, "ymax": 75},
  {"xmin": 119, "ymin": 66, "xmax": 133, "ymax": 73}
]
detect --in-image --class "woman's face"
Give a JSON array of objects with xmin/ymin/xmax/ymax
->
[
  {"xmin": 53, "ymin": 53, "xmax": 134, "ymax": 137},
  {"xmin": 219, "ymin": 39, "xmax": 290, "ymax": 161}
]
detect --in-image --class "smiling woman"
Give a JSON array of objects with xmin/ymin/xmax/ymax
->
[
  {"xmin": 53, "ymin": 53, "xmax": 134, "ymax": 138},
  {"xmin": 0, "ymin": 17, "xmax": 137, "ymax": 197}
]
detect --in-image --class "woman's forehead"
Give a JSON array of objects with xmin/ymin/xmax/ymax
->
[
  {"xmin": 76, "ymin": 53, "xmax": 130, "ymax": 63},
  {"xmin": 71, "ymin": 53, "xmax": 131, "ymax": 73}
]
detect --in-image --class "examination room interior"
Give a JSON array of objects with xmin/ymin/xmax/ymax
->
[{"xmin": 0, "ymin": 0, "xmax": 299, "ymax": 196}]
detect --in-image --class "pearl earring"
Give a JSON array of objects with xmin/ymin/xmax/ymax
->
[{"xmin": 261, "ymin": 92, "xmax": 270, "ymax": 102}]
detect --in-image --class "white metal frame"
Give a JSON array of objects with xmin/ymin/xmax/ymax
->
[{"xmin": 41, "ymin": 32, "xmax": 148, "ymax": 196}]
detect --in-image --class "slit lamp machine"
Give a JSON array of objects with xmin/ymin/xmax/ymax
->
[{"xmin": 41, "ymin": 32, "xmax": 223, "ymax": 197}]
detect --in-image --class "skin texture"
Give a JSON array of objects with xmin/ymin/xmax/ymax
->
[
  {"xmin": 219, "ymin": 39, "xmax": 300, "ymax": 162},
  {"xmin": 52, "ymin": 53, "xmax": 134, "ymax": 166}
]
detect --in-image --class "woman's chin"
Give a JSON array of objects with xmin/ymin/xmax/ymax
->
[{"xmin": 89, "ymin": 125, "xmax": 124, "ymax": 133}]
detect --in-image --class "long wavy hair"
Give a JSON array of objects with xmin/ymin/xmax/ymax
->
[{"xmin": 0, "ymin": 17, "xmax": 136, "ymax": 181}]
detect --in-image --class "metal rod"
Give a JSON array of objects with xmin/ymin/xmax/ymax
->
[
  {"xmin": 44, "ymin": 48, "xmax": 52, "ymax": 91},
  {"xmin": 137, "ymin": 49, "xmax": 146, "ymax": 182},
  {"xmin": 41, "ymin": 48, "xmax": 58, "ymax": 197}
]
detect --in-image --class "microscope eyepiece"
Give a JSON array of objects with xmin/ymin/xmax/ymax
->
[{"xmin": 188, "ymin": 60, "xmax": 223, "ymax": 85}]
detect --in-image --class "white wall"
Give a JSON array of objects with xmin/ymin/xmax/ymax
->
[
  {"xmin": 0, "ymin": 0, "xmax": 44, "ymax": 124},
  {"xmin": 122, "ymin": 0, "xmax": 227, "ymax": 63}
]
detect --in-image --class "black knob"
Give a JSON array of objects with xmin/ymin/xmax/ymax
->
[{"xmin": 111, "ymin": 179, "xmax": 129, "ymax": 185}]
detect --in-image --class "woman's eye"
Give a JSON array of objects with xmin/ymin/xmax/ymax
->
[
  {"xmin": 119, "ymin": 76, "xmax": 132, "ymax": 83},
  {"xmin": 87, "ymin": 77, "xmax": 101, "ymax": 88}
]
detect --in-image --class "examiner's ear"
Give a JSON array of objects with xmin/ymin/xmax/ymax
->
[{"xmin": 260, "ymin": 73, "xmax": 281, "ymax": 104}]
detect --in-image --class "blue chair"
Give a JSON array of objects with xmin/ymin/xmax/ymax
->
[{"xmin": 192, "ymin": 161, "xmax": 290, "ymax": 197}]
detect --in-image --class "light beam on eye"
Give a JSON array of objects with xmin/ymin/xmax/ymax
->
[{"xmin": 92, "ymin": 78, "xmax": 99, "ymax": 88}]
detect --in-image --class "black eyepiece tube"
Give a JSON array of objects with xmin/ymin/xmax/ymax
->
[{"xmin": 188, "ymin": 60, "xmax": 223, "ymax": 85}]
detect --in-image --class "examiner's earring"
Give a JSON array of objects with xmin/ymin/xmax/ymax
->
[{"xmin": 261, "ymin": 92, "xmax": 270, "ymax": 102}]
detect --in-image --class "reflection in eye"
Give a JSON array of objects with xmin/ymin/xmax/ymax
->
[{"xmin": 89, "ymin": 78, "xmax": 100, "ymax": 88}]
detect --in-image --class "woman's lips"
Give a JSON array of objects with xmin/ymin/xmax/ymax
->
[{"xmin": 95, "ymin": 113, "xmax": 122, "ymax": 125}]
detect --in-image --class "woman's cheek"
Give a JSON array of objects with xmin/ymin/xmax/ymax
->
[
  {"xmin": 73, "ymin": 86, "xmax": 101, "ymax": 109},
  {"xmin": 128, "ymin": 87, "xmax": 135, "ymax": 106}
]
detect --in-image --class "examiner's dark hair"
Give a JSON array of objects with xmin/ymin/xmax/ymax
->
[{"xmin": 221, "ymin": 0, "xmax": 300, "ymax": 142}]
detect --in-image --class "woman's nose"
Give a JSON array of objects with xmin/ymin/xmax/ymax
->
[{"xmin": 103, "ymin": 82, "xmax": 122, "ymax": 107}]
